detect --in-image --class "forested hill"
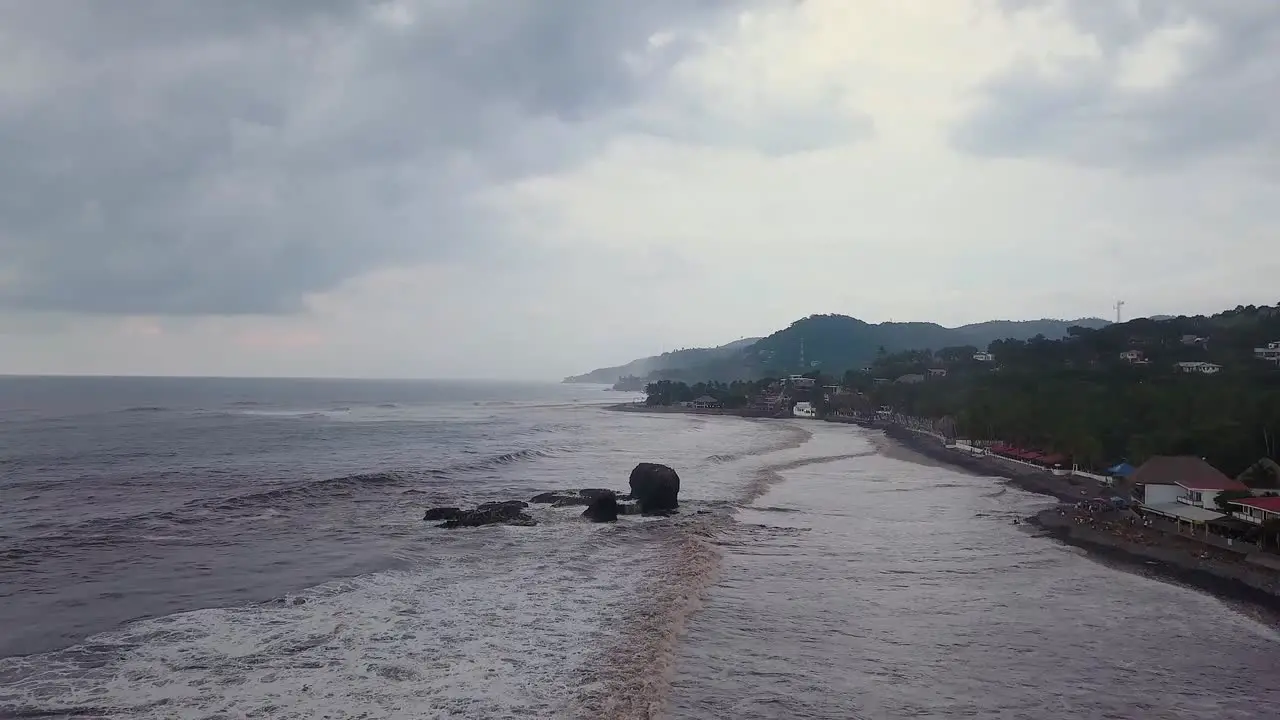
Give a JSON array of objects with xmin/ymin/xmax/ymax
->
[
  {"xmin": 564, "ymin": 314, "xmax": 1109, "ymax": 384},
  {"xmin": 562, "ymin": 337, "xmax": 759, "ymax": 384}
]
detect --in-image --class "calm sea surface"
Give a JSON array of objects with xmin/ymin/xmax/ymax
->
[{"xmin": 1, "ymin": 377, "xmax": 1277, "ymax": 718}]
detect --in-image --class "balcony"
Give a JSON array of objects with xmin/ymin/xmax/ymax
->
[{"xmin": 1232, "ymin": 512, "xmax": 1264, "ymax": 525}]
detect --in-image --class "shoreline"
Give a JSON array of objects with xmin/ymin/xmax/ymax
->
[{"xmin": 881, "ymin": 424, "xmax": 1280, "ymax": 618}]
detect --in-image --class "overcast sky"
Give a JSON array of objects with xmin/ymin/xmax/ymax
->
[{"xmin": 2, "ymin": 0, "xmax": 1278, "ymax": 379}]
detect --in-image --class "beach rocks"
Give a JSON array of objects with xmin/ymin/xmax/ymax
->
[
  {"xmin": 438, "ymin": 503, "xmax": 537, "ymax": 529},
  {"xmin": 530, "ymin": 491, "xmax": 574, "ymax": 504},
  {"xmin": 532, "ymin": 488, "xmax": 630, "ymax": 507},
  {"xmin": 425, "ymin": 502, "xmax": 535, "ymax": 528},
  {"xmin": 582, "ymin": 493, "xmax": 620, "ymax": 522},
  {"xmin": 629, "ymin": 462, "xmax": 681, "ymax": 513},
  {"xmin": 477, "ymin": 500, "xmax": 528, "ymax": 512}
]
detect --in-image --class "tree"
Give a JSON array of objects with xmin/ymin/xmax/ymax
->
[{"xmin": 1213, "ymin": 489, "xmax": 1255, "ymax": 513}]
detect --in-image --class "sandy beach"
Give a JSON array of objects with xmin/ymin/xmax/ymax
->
[{"xmin": 876, "ymin": 424, "xmax": 1280, "ymax": 618}]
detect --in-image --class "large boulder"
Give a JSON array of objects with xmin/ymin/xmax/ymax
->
[
  {"xmin": 628, "ymin": 463, "xmax": 681, "ymax": 513},
  {"xmin": 581, "ymin": 493, "xmax": 619, "ymax": 522},
  {"xmin": 423, "ymin": 507, "xmax": 463, "ymax": 522}
]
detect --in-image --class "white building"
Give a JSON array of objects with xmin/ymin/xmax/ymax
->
[
  {"xmin": 1254, "ymin": 342, "xmax": 1280, "ymax": 363},
  {"xmin": 1175, "ymin": 361, "xmax": 1221, "ymax": 375},
  {"xmin": 973, "ymin": 352, "xmax": 995, "ymax": 362}
]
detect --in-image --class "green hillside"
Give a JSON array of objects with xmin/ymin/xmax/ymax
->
[{"xmin": 566, "ymin": 314, "xmax": 1110, "ymax": 384}]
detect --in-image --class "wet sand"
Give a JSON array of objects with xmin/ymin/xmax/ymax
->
[{"xmin": 876, "ymin": 424, "xmax": 1280, "ymax": 617}]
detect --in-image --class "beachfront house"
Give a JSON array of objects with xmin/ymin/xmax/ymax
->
[
  {"xmin": 1175, "ymin": 361, "xmax": 1221, "ymax": 375},
  {"xmin": 691, "ymin": 395, "xmax": 722, "ymax": 410},
  {"xmin": 1229, "ymin": 496, "xmax": 1280, "ymax": 525},
  {"xmin": 1128, "ymin": 455, "xmax": 1242, "ymax": 507}
]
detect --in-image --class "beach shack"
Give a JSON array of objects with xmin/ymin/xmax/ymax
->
[{"xmin": 691, "ymin": 395, "xmax": 722, "ymax": 410}]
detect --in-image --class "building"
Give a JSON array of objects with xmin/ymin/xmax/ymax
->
[
  {"xmin": 1181, "ymin": 334, "xmax": 1208, "ymax": 346},
  {"xmin": 1253, "ymin": 342, "xmax": 1280, "ymax": 364},
  {"xmin": 895, "ymin": 374, "xmax": 925, "ymax": 384},
  {"xmin": 1119, "ymin": 349, "xmax": 1149, "ymax": 364},
  {"xmin": 1229, "ymin": 496, "xmax": 1280, "ymax": 525},
  {"xmin": 787, "ymin": 375, "xmax": 816, "ymax": 389},
  {"xmin": 692, "ymin": 395, "xmax": 722, "ymax": 410},
  {"xmin": 1175, "ymin": 361, "xmax": 1221, "ymax": 375},
  {"xmin": 1128, "ymin": 456, "xmax": 1245, "ymax": 525},
  {"xmin": 973, "ymin": 352, "xmax": 995, "ymax": 362},
  {"xmin": 928, "ymin": 368, "xmax": 948, "ymax": 377}
]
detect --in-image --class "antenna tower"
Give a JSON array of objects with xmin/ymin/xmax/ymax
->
[{"xmin": 1114, "ymin": 300, "xmax": 1126, "ymax": 324}]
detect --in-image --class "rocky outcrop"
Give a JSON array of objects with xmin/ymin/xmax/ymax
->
[
  {"xmin": 531, "ymin": 491, "xmax": 575, "ymax": 504},
  {"xmin": 629, "ymin": 463, "xmax": 681, "ymax": 513},
  {"xmin": 425, "ymin": 502, "xmax": 535, "ymax": 528},
  {"xmin": 477, "ymin": 500, "xmax": 528, "ymax": 512},
  {"xmin": 532, "ymin": 489, "xmax": 630, "ymax": 507},
  {"xmin": 582, "ymin": 493, "xmax": 620, "ymax": 522}
]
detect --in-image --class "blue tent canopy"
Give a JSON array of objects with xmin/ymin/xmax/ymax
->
[{"xmin": 1107, "ymin": 462, "xmax": 1137, "ymax": 477}]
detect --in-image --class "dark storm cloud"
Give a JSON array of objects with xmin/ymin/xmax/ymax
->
[
  {"xmin": 0, "ymin": 0, "xmax": 758, "ymax": 314},
  {"xmin": 954, "ymin": 0, "xmax": 1280, "ymax": 173}
]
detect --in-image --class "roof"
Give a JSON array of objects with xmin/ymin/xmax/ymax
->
[
  {"xmin": 1142, "ymin": 502, "xmax": 1224, "ymax": 524},
  {"xmin": 1129, "ymin": 455, "xmax": 1242, "ymax": 490},
  {"xmin": 1231, "ymin": 496, "xmax": 1280, "ymax": 513},
  {"xmin": 694, "ymin": 395, "xmax": 719, "ymax": 403},
  {"xmin": 1107, "ymin": 462, "xmax": 1137, "ymax": 477}
]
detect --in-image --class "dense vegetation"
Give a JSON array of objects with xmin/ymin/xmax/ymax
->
[
  {"xmin": 644, "ymin": 304, "xmax": 1280, "ymax": 477},
  {"xmin": 865, "ymin": 305, "xmax": 1280, "ymax": 476}
]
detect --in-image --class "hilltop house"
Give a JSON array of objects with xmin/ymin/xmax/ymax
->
[
  {"xmin": 928, "ymin": 368, "xmax": 948, "ymax": 377},
  {"xmin": 1181, "ymin": 334, "xmax": 1208, "ymax": 347},
  {"xmin": 973, "ymin": 352, "xmax": 995, "ymax": 362},
  {"xmin": 1254, "ymin": 342, "xmax": 1280, "ymax": 364},
  {"xmin": 1229, "ymin": 496, "xmax": 1280, "ymax": 525},
  {"xmin": 1120, "ymin": 349, "xmax": 1149, "ymax": 364},
  {"xmin": 895, "ymin": 374, "xmax": 925, "ymax": 384},
  {"xmin": 1175, "ymin": 361, "xmax": 1221, "ymax": 375}
]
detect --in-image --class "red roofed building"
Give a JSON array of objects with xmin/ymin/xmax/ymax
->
[
  {"xmin": 1128, "ymin": 456, "xmax": 1246, "ymax": 509},
  {"xmin": 1229, "ymin": 496, "xmax": 1280, "ymax": 526}
]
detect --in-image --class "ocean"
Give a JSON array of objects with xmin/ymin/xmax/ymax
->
[{"xmin": 1, "ymin": 377, "xmax": 1278, "ymax": 719}]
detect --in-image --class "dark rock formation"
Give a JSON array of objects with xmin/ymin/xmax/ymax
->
[
  {"xmin": 423, "ymin": 507, "xmax": 464, "ymax": 522},
  {"xmin": 618, "ymin": 502, "xmax": 642, "ymax": 516},
  {"xmin": 582, "ymin": 493, "xmax": 620, "ymax": 522},
  {"xmin": 579, "ymin": 488, "xmax": 616, "ymax": 500},
  {"xmin": 438, "ymin": 503, "xmax": 536, "ymax": 529},
  {"xmin": 530, "ymin": 492, "xmax": 573, "ymax": 504},
  {"xmin": 629, "ymin": 463, "xmax": 681, "ymax": 513},
  {"xmin": 477, "ymin": 500, "xmax": 529, "ymax": 512}
]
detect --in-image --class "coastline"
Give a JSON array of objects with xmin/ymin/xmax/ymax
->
[{"xmin": 880, "ymin": 424, "xmax": 1280, "ymax": 617}]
